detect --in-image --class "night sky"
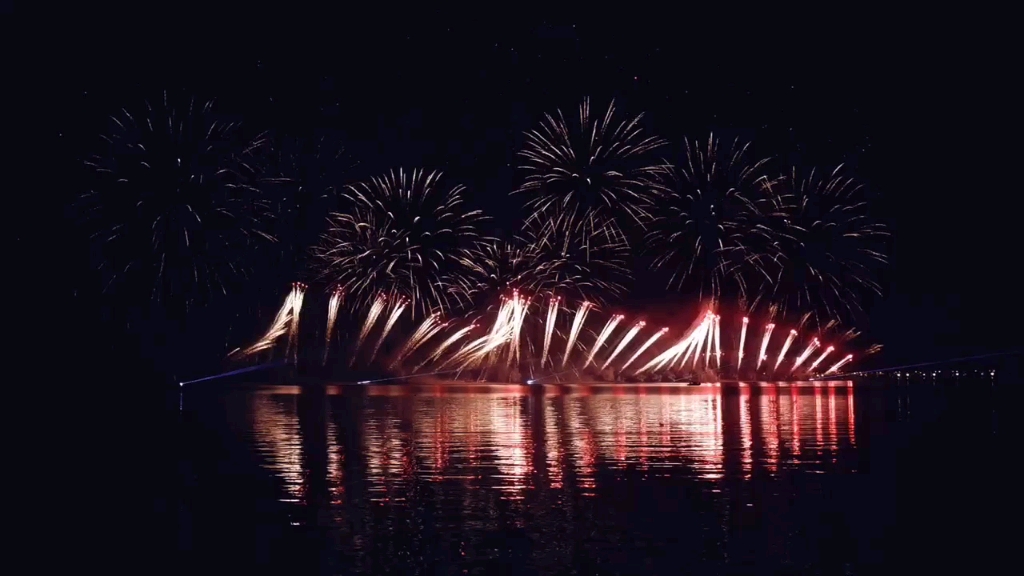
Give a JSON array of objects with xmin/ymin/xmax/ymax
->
[{"xmin": 18, "ymin": 15, "xmax": 1018, "ymax": 378}]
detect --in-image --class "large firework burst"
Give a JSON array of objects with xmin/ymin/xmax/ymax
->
[
  {"xmin": 521, "ymin": 206, "xmax": 631, "ymax": 304},
  {"xmin": 763, "ymin": 165, "xmax": 888, "ymax": 323},
  {"xmin": 645, "ymin": 134, "xmax": 780, "ymax": 302},
  {"xmin": 78, "ymin": 91, "xmax": 277, "ymax": 310},
  {"xmin": 515, "ymin": 97, "xmax": 668, "ymax": 244},
  {"xmin": 315, "ymin": 168, "xmax": 488, "ymax": 317}
]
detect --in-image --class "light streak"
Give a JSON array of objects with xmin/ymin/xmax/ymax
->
[
  {"xmin": 323, "ymin": 287, "xmax": 343, "ymax": 364},
  {"xmin": 368, "ymin": 298, "xmax": 407, "ymax": 363},
  {"xmin": 791, "ymin": 338, "xmax": 821, "ymax": 373},
  {"xmin": 620, "ymin": 327, "xmax": 667, "ymax": 372},
  {"xmin": 352, "ymin": 294, "xmax": 386, "ymax": 364},
  {"xmin": 562, "ymin": 301, "xmax": 593, "ymax": 368},
  {"xmin": 540, "ymin": 296, "xmax": 559, "ymax": 368},
  {"xmin": 774, "ymin": 329, "xmax": 798, "ymax": 371},
  {"xmin": 825, "ymin": 354, "xmax": 853, "ymax": 374},
  {"xmin": 584, "ymin": 314, "xmax": 624, "ymax": 368},
  {"xmin": 757, "ymin": 323, "xmax": 775, "ymax": 370},
  {"xmin": 808, "ymin": 345, "xmax": 834, "ymax": 373},
  {"xmin": 414, "ymin": 324, "xmax": 475, "ymax": 371},
  {"xmin": 737, "ymin": 317, "xmax": 748, "ymax": 371},
  {"xmin": 602, "ymin": 321, "xmax": 644, "ymax": 370},
  {"xmin": 391, "ymin": 313, "xmax": 440, "ymax": 369}
]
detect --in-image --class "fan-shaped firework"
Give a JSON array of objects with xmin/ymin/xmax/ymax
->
[
  {"xmin": 646, "ymin": 134, "xmax": 779, "ymax": 302},
  {"xmin": 315, "ymin": 168, "xmax": 488, "ymax": 317},
  {"xmin": 763, "ymin": 166, "xmax": 888, "ymax": 323},
  {"xmin": 515, "ymin": 98, "xmax": 667, "ymax": 244},
  {"xmin": 79, "ymin": 91, "xmax": 276, "ymax": 310},
  {"xmin": 522, "ymin": 207, "xmax": 631, "ymax": 304}
]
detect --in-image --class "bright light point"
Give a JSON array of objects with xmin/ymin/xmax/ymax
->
[
  {"xmin": 527, "ymin": 379, "xmax": 536, "ymax": 385},
  {"xmin": 179, "ymin": 382, "xmax": 183, "ymax": 387}
]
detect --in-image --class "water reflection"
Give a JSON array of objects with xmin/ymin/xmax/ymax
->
[
  {"xmin": 209, "ymin": 382, "xmax": 867, "ymax": 572},
  {"xmin": 248, "ymin": 383, "xmax": 859, "ymax": 494}
]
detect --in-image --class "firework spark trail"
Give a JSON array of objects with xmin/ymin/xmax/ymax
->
[
  {"xmin": 636, "ymin": 338, "xmax": 685, "ymax": 374},
  {"xmin": 483, "ymin": 296, "xmax": 515, "ymax": 368},
  {"xmin": 693, "ymin": 317, "xmax": 712, "ymax": 369},
  {"xmin": 415, "ymin": 321, "xmax": 448, "ymax": 354},
  {"xmin": 679, "ymin": 315, "xmax": 714, "ymax": 368},
  {"xmin": 585, "ymin": 314, "xmax": 624, "ymax": 368},
  {"xmin": 638, "ymin": 330, "xmax": 695, "ymax": 374},
  {"xmin": 368, "ymin": 299, "xmax": 407, "ymax": 364},
  {"xmin": 757, "ymin": 323, "xmax": 776, "ymax": 370},
  {"xmin": 562, "ymin": 301, "xmax": 593, "ymax": 367},
  {"xmin": 791, "ymin": 338, "xmax": 821, "ymax": 373},
  {"xmin": 637, "ymin": 312, "xmax": 711, "ymax": 374},
  {"xmin": 620, "ymin": 327, "xmax": 667, "ymax": 372},
  {"xmin": 674, "ymin": 335, "xmax": 699, "ymax": 369},
  {"xmin": 713, "ymin": 314, "xmax": 722, "ymax": 367},
  {"xmin": 391, "ymin": 313, "xmax": 440, "ymax": 368},
  {"xmin": 352, "ymin": 295, "xmax": 387, "ymax": 363},
  {"xmin": 715, "ymin": 315, "xmax": 723, "ymax": 365},
  {"xmin": 808, "ymin": 346, "xmax": 835, "ymax": 373},
  {"xmin": 506, "ymin": 292, "xmax": 529, "ymax": 368},
  {"xmin": 236, "ymin": 287, "xmax": 301, "ymax": 358},
  {"xmin": 672, "ymin": 312, "xmax": 713, "ymax": 369},
  {"xmin": 458, "ymin": 321, "xmax": 516, "ymax": 369},
  {"xmin": 825, "ymin": 354, "xmax": 853, "ymax": 374},
  {"xmin": 454, "ymin": 299, "xmax": 517, "ymax": 371},
  {"xmin": 738, "ymin": 317, "xmax": 749, "ymax": 371},
  {"xmin": 323, "ymin": 288, "xmax": 344, "ymax": 364},
  {"xmin": 414, "ymin": 324, "xmax": 475, "ymax": 372},
  {"xmin": 440, "ymin": 336, "xmax": 490, "ymax": 370},
  {"xmin": 415, "ymin": 318, "xmax": 448, "ymax": 353},
  {"xmin": 774, "ymin": 329, "xmax": 798, "ymax": 371},
  {"xmin": 602, "ymin": 321, "xmax": 644, "ymax": 370},
  {"xmin": 540, "ymin": 296, "xmax": 560, "ymax": 368},
  {"xmin": 667, "ymin": 312, "xmax": 713, "ymax": 371},
  {"xmin": 286, "ymin": 283, "xmax": 306, "ymax": 363}
]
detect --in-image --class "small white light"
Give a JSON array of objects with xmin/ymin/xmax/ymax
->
[{"xmin": 179, "ymin": 382, "xmax": 183, "ymax": 387}]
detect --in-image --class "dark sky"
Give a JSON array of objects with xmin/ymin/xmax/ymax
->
[{"xmin": 18, "ymin": 14, "xmax": 1018, "ymax": 371}]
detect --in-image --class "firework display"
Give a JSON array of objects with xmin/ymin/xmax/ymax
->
[
  {"xmin": 515, "ymin": 98, "xmax": 667, "ymax": 240},
  {"xmin": 314, "ymin": 168, "xmax": 488, "ymax": 317},
  {"xmin": 646, "ymin": 135, "xmax": 779, "ymax": 302},
  {"xmin": 79, "ymin": 91, "xmax": 277, "ymax": 310},
  {"xmin": 81, "ymin": 93, "xmax": 886, "ymax": 380},
  {"xmin": 762, "ymin": 166, "xmax": 889, "ymax": 323}
]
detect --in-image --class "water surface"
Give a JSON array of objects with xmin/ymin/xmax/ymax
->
[{"xmin": 177, "ymin": 382, "xmax": 1004, "ymax": 574}]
